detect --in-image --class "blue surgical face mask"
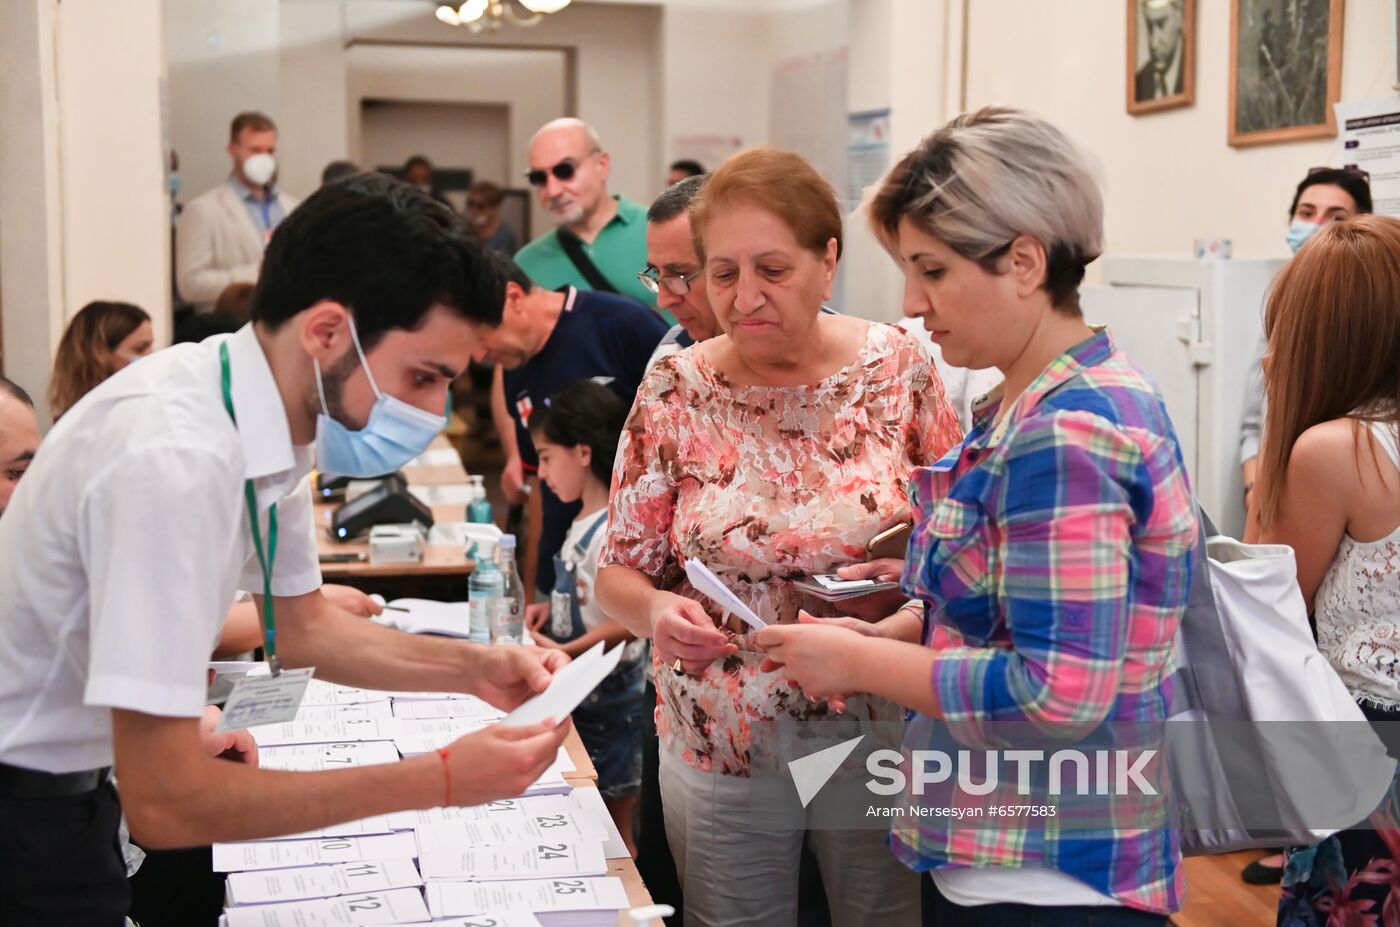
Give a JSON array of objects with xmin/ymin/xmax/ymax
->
[
  {"xmin": 313, "ymin": 316, "xmax": 447, "ymax": 478},
  {"xmin": 1286, "ymin": 219, "xmax": 1322, "ymax": 254}
]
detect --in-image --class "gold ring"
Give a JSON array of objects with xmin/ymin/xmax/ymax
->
[{"xmin": 672, "ymin": 657, "xmax": 685, "ymax": 676}]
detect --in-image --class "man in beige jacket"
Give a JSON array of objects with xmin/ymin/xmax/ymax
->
[{"xmin": 175, "ymin": 112, "xmax": 299, "ymax": 313}]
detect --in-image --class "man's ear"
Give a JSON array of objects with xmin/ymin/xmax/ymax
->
[{"xmin": 298, "ymin": 302, "xmax": 353, "ymax": 362}]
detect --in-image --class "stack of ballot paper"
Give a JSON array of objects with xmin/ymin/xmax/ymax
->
[
  {"xmin": 371, "ymin": 598, "xmax": 473, "ymax": 639},
  {"xmin": 217, "ymin": 644, "xmax": 643, "ymax": 927}
]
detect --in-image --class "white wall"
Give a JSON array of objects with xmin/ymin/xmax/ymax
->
[
  {"xmin": 962, "ymin": 0, "xmax": 1396, "ymax": 262},
  {"xmin": 344, "ymin": 44, "xmax": 566, "ymax": 236},
  {"xmin": 360, "ymin": 101, "xmax": 511, "ymax": 188}
]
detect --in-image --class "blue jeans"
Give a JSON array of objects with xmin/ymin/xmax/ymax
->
[{"xmin": 922, "ymin": 874, "xmax": 1168, "ymax": 927}]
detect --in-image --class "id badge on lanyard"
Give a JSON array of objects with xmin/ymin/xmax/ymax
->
[{"xmin": 214, "ymin": 341, "xmax": 313, "ymax": 731}]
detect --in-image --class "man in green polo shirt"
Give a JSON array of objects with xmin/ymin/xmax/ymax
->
[{"xmin": 516, "ymin": 118, "xmax": 673, "ymax": 322}]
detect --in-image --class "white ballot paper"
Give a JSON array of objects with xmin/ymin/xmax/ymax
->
[
  {"xmin": 419, "ymin": 840, "xmax": 608, "ymax": 881},
  {"xmin": 213, "ymin": 832, "xmax": 419, "ymax": 873},
  {"xmin": 392, "ymin": 698, "xmax": 505, "ymax": 721},
  {"xmin": 398, "ymin": 915, "xmax": 543, "ymax": 927},
  {"xmin": 299, "ymin": 680, "xmax": 392, "ymax": 707},
  {"xmin": 501, "ymin": 641, "xmax": 624, "ymax": 728},
  {"xmin": 275, "ymin": 814, "xmax": 398, "ymax": 841},
  {"xmin": 387, "ymin": 794, "xmax": 588, "ymax": 833},
  {"xmin": 572, "ymin": 787, "xmax": 630, "ymax": 859},
  {"xmin": 683, "ymin": 559, "xmax": 767, "ymax": 629},
  {"xmin": 286, "ymin": 702, "xmax": 395, "ymax": 724},
  {"xmin": 222, "ymin": 887, "xmax": 430, "ymax": 927},
  {"xmin": 391, "ymin": 717, "xmax": 495, "ymax": 757},
  {"xmin": 217, "ymin": 667, "xmax": 316, "ymax": 731},
  {"xmin": 414, "ymin": 810, "xmax": 599, "ymax": 853},
  {"xmin": 225, "ymin": 858, "xmax": 422, "ymax": 906},
  {"xmin": 425, "ymin": 877, "xmax": 629, "ymax": 920},
  {"xmin": 258, "ymin": 740, "xmax": 401, "ymax": 772},
  {"xmin": 250, "ymin": 717, "xmax": 397, "ymax": 747}
]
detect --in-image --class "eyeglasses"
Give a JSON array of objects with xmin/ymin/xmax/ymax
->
[
  {"xmin": 466, "ymin": 200, "xmax": 491, "ymax": 210},
  {"xmin": 525, "ymin": 149, "xmax": 600, "ymax": 187},
  {"xmin": 637, "ymin": 266, "xmax": 703, "ymax": 296},
  {"xmin": 1307, "ymin": 165, "xmax": 1371, "ymax": 183}
]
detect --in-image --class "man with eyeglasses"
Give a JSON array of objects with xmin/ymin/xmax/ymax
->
[
  {"xmin": 514, "ymin": 118, "xmax": 667, "ymax": 317},
  {"xmin": 639, "ymin": 175, "xmax": 718, "ymax": 373}
]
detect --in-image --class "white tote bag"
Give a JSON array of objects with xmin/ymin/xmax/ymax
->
[{"xmin": 1168, "ymin": 530, "xmax": 1397, "ymax": 855}]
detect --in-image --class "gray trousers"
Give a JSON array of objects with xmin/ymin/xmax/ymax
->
[{"xmin": 659, "ymin": 747, "xmax": 920, "ymax": 927}]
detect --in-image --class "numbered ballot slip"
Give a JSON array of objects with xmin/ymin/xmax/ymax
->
[
  {"xmin": 386, "ymin": 793, "xmax": 590, "ymax": 833},
  {"xmin": 501, "ymin": 641, "xmax": 624, "ymax": 728},
  {"xmin": 572, "ymin": 786, "xmax": 630, "ymax": 859},
  {"xmin": 425, "ymin": 877, "xmax": 629, "ymax": 923},
  {"xmin": 213, "ymin": 832, "xmax": 419, "ymax": 872},
  {"xmin": 414, "ymin": 809, "xmax": 601, "ymax": 853},
  {"xmin": 274, "ymin": 814, "xmax": 399, "ymax": 840},
  {"xmin": 224, "ymin": 858, "xmax": 422, "ymax": 906},
  {"xmin": 222, "ymin": 887, "xmax": 430, "ymax": 927},
  {"xmin": 390, "ymin": 716, "xmax": 495, "ymax": 756},
  {"xmin": 299, "ymin": 680, "xmax": 393, "ymax": 707},
  {"xmin": 258, "ymin": 740, "xmax": 402, "ymax": 772},
  {"xmin": 391, "ymin": 698, "xmax": 506, "ymax": 721},
  {"xmin": 249, "ymin": 717, "xmax": 398, "ymax": 747},
  {"xmin": 286, "ymin": 701, "xmax": 395, "ymax": 724},
  {"xmin": 419, "ymin": 840, "xmax": 609, "ymax": 881}
]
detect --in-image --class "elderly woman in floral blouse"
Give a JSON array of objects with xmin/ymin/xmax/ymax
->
[{"xmin": 595, "ymin": 147, "xmax": 962, "ymax": 927}]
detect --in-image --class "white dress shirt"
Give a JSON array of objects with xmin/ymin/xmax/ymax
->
[{"xmin": 0, "ymin": 324, "xmax": 321, "ymax": 773}]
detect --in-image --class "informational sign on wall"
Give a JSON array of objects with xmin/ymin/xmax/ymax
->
[
  {"xmin": 846, "ymin": 108, "xmax": 891, "ymax": 207},
  {"xmin": 1334, "ymin": 95, "xmax": 1400, "ymax": 216}
]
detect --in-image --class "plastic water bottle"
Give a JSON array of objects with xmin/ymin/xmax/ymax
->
[
  {"xmin": 468, "ymin": 559, "xmax": 502, "ymax": 644},
  {"xmin": 466, "ymin": 475, "xmax": 493, "ymax": 524},
  {"xmin": 492, "ymin": 534, "xmax": 525, "ymax": 644}
]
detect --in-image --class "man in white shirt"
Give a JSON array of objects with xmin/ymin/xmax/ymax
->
[
  {"xmin": 176, "ymin": 111, "xmax": 300, "ymax": 313},
  {"xmin": 0, "ymin": 174, "xmax": 570, "ymax": 925}
]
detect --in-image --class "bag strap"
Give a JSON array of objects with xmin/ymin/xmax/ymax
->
[
  {"xmin": 556, "ymin": 229, "xmax": 620, "ymax": 294},
  {"xmin": 573, "ymin": 510, "xmax": 608, "ymax": 559},
  {"xmin": 1172, "ymin": 503, "xmax": 1242, "ymax": 716}
]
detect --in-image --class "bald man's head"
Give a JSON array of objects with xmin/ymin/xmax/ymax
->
[
  {"xmin": 0, "ymin": 380, "xmax": 40, "ymax": 516},
  {"xmin": 526, "ymin": 118, "xmax": 611, "ymax": 230}
]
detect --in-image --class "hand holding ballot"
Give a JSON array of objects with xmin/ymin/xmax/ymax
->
[
  {"xmin": 755, "ymin": 611, "xmax": 869, "ymax": 710},
  {"xmin": 647, "ymin": 589, "xmax": 737, "ymax": 678},
  {"xmin": 469, "ymin": 643, "xmax": 572, "ymax": 711},
  {"xmin": 441, "ymin": 718, "xmax": 572, "ymax": 807}
]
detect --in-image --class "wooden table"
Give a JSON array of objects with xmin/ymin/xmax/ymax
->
[
  {"xmin": 561, "ymin": 731, "xmax": 654, "ymax": 922},
  {"xmin": 315, "ymin": 438, "xmax": 478, "ymax": 595}
]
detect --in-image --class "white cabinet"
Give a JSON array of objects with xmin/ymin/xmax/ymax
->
[{"xmin": 1081, "ymin": 256, "xmax": 1282, "ymax": 540}]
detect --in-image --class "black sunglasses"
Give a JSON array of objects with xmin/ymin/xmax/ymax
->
[{"xmin": 525, "ymin": 150, "xmax": 599, "ymax": 187}]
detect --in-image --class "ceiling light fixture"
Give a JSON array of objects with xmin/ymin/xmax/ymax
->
[{"xmin": 433, "ymin": 0, "xmax": 571, "ymax": 33}]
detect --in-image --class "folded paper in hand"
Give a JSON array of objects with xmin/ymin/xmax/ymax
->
[
  {"xmin": 683, "ymin": 559, "xmax": 767, "ymax": 629},
  {"xmin": 501, "ymin": 641, "xmax": 624, "ymax": 728}
]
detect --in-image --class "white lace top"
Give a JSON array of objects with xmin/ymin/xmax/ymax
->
[{"xmin": 1314, "ymin": 418, "xmax": 1400, "ymax": 710}]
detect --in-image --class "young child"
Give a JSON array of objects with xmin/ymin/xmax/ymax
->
[{"xmin": 526, "ymin": 379, "xmax": 646, "ymax": 854}]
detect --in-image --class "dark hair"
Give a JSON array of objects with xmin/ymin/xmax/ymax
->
[
  {"xmin": 468, "ymin": 180, "xmax": 505, "ymax": 208},
  {"xmin": 669, "ymin": 159, "xmax": 705, "ymax": 178},
  {"xmin": 50, "ymin": 301, "xmax": 151, "ymax": 419},
  {"xmin": 529, "ymin": 379, "xmax": 629, "ymax": 485},
  {"xmin": 173, "ymin": 312, "xmax": 243, "ymax": 345},
  {"xmin": 214, "ymin": 282, "xmax": 255, "ymax": 321},
  {"xmin": 0, "ymin": 376, "xmax": 33, "ymax": 408},
  {"xmin": 404, "ymin": 155, "xmax": 433, "ymax": 172},
  {"xmin": 473, "ymin": 250, "xmax": 536, "ymax": 327},
  {"xmin": 230, "ymin": 111, "xmax": 276, "ymax": 143},
  {"xmin": 1289, "ymin": 169, "xmax": 1373, "ymax": 218},
  {"xmin": 250, "ymin": 172, "xmax": 505, "ymax": 345},
  {"xmin": 648, "ymin": 174, "xmax": 706, "ymax": 224},
  {"xmin": 320, "ymin": 160, "xmax": 360, "ymax": 186}
]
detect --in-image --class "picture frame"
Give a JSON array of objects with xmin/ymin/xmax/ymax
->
[
  {"xmin": 1229, "ymin": 0, "xmax": 1345, "ymax": 147},
  {"xmin": 1127, "ymin": 0, "xmax": 1197, "ymax": 115}
]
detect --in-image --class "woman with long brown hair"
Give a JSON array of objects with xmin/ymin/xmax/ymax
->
[
  {"xmin": 1246, "ymin": 213, "xmax": 1400, "ymax": 924},
  {"xmin": 49, "ymin": 300, "xmax": 153, "ymax": 419}
]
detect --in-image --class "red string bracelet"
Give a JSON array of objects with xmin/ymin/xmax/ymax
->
[{"xmin": 436, "ymin": 746, "xmax": 452, "ymax": 807}]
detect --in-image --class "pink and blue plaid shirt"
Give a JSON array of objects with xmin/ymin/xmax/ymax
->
[{"xmin": 892, "ymin": 329, "xmax": 1197, "ymax": 914}]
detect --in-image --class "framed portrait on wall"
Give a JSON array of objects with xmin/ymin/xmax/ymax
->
[
  {"xmin": 1229, "ymin": 0, "xmax": 1345, "ymax": 147},
  {"xmin": 1127, "ymin": 0, "xmax": 1197, "ymax": 115}
]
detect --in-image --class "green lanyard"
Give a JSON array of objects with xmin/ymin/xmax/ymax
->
[{"xmin": 219, "ymin": 342, "xmax": 282, "ymax": 673}]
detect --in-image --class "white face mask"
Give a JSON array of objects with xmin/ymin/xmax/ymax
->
[{"xmin": 242, "ymin": 153, "xmax": 276, "ymax": 187}]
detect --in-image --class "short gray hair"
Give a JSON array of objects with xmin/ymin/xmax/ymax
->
[
  {"xmin": 868, "ymin": 107, "xmax": 1104, "ymax": 314},
  {"xmin": 648, "ymin": 174, "xmax": 706, "ymax": 224}
]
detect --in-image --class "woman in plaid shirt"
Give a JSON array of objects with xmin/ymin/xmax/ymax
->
[{"xmin": 759, "ymin": 109, "xmax": 1197, "ymax": 925}]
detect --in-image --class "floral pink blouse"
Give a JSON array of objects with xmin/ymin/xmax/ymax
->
[{"xmin": 600, "ymin": 322, "xmax": 963, "ymax": 775}]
